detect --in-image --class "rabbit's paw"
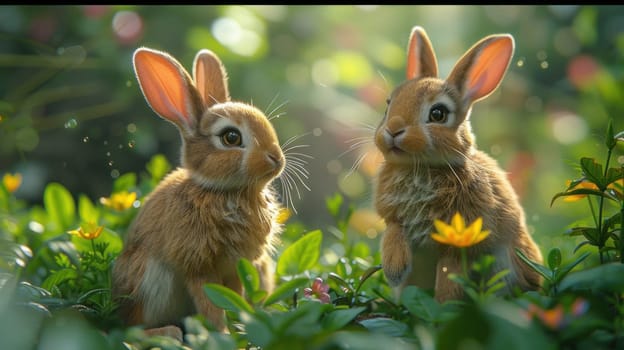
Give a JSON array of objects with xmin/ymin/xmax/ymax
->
[{"xmin": 381, "ymin": 224, "xmax": 412, "ymax": 286}]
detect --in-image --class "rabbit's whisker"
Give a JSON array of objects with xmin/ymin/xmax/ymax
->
[
  {"xmin": 445, "ymin": 160, "xmax": 464, "ymax": 189},
  {"xmin": 281, "ymin": 132, "xmax": 311, "ymax": 150}
]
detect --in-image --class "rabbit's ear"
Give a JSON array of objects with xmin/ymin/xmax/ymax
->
[
  {"xmin": 133, "ymin": 48, "xmax": 202, "ymax": 134},
  {"xmin": 193, "ymin": 49, "xmax": 230, "ymax": 107},
  {"xmin": 406, "ymin": 26, "xmax": 438, "ymax": 80},
  {"xmin": 447, "ymin": 34, "xmax": 514, "ymax": 106}
]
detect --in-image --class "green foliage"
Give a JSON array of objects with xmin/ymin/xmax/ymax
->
[{"xmin": 1, "ymin": 5, "xmax": 624, "ymax": 349}]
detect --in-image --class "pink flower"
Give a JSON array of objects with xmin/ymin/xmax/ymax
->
[{"xmin": 303, "ymin": 277, "xmax": 331, "ymax": 304}]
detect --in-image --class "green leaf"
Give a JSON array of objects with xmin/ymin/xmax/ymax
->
[
  {"xmin": 400, "ymin": 286, "xmax": 442, "ymax": 323},
  {"xmin": 70, "ymin": 227, "xmax": 122, "ymax": 255},
  {"xmin": 322, "ymin": 306, "xmax": 366, "ymax": 331},
  {"xmin": 146, "ymin": 154, "xmax": 171, "ymax": 182},
  {"xmin": 44, "ymin": 183, "xmax": 76, "ymax": 232},
  {"xmin": 236, "ymin": 258, "xmax": 260, "ymax": 295},
  {"xmin": 325, "ymin": 193, "xmax": 343, "ymax": 218},
  {"xmin": 559, "ymin": 263, "xmax": 624, "ymax": 293},
  {"xmin": 606, "ymin": 119, "xmax": 616, "ymax": 149},
  {"xmin": 547, "ymin": 248, "xmax": 562, "ymax": 269},
  {"xmin": 580, "ymin": 157, "xmax": 606, "ymax": 190},
  {"xmin": 262, "ymin": 277, "xmax": 308, "ymax": 306},
  {"xmin": 550, "ymin": 188, "xmax": 607, "ymax": 207},
  {"xmin": 515, "ymin": 249, "xmax": 553, "ymax": 281},
  {"xmin": 358, "ymin": 318, "xmax": 408, "ymax": 337},
  {"xmin": 356, "ymin": 265, "xmax": 383, "ymax": 293},
  {"xmin": 485, "ymin": 269, "xmax": 510, "ymax": 288},
  {"xmin": 328, "ymin": 272, "xmax": 353, "ymax": 293},
  {"xmin": 203, "ymin": 283, "xmax": 253, "ymax": 314},
  {"xmin": 553, "ymin": 251, "xmax": 591, "ymax": 283},
  {"xmin": 78, "ymin": 195, "xmax": 99, "ymax": 224},
  {"xmin": 276, "ymin": 230, "xmax": 322, "ymax": 277},
  {"xmin": 606, "ymin": 167, "xmax": 623, "ymax": 187},
  {"xmin": 41, "ymin": 268, "xmax": 78, "ymax": 291},
  {"xmin": 113, "ymin": 172, "xmax": 137, "ymax": 192}
]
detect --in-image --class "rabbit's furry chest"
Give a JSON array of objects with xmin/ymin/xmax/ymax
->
[
  {"xmin": 375, "ymin": 158, "xmax": 495, "ymax": 246},
  {"xmin": 129, "ymin": 168, "xmax": 281, "ymax": 273}
]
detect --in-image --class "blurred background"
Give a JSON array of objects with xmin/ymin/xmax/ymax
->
[{"xmin": 1, "ymin": 5, "xmax": 623, "ymax": 254}]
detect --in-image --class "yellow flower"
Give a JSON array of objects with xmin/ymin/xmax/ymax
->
[
  {"xmin": 431, "ymin": 212, "xmax": 491, "ymax": 248},
  {"xmin": 3, "ymin": 173, "xmax": 22, "ymax": 193},
  {"xmin": 562, "ymin": 180, "xmax": 598, "ymax": 202},
  {"xmin": 100, "ymin": 191, "xmax": 137, "ymax": 211},
  {"xmin": 68, "ymin": 223, "xmax": 104, "ymax": 240},
  {"xmin": 276, "ymin": 207, "xmax": 292, "ymax": 224},
  {"xmin": 563, "ymin": 179, "xmax": 621, "ymax": 202}
]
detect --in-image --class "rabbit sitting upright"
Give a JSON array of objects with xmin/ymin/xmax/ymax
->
[
  {"xmin": 373, "ymin": 26, "xmax": 543, "ymax": 302},
  {"xmin": 112, "ymin": 47, "xmax": 285, "ymax": 337}
]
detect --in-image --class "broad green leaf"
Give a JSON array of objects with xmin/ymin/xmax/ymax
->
[
  {"xmin": 236, "ymin": 258, "xmax": 260, "ymax": 294},
  {"xmin": 580, "ymin": 157, "xmax": 606, "ymax": 189},
  {"xmin": 358, "ymin": 317, "xmax": 408, "ymax": 337},
  {"xmin": 250, "ymin": 290, "xmax": 268, "ymax": 305},
  {"xmin": 437, "ymin": 303, "xmax": 490, "ymax": 350},
  {"xmin": 276, "ymin": 230, "xmax": 322, "ymax": 277},
  {"xmin": 322, "ymin": 306, "xmax": 366, "ymax": 331},
  {"xmin": 44, "ymin": 183, "xmax": 76, "ymax": 232},
  {"xmin": 262, "ymin": 277, "xmax": 308, "ymax": 306},
  {"xmin": 483, "ymin": 301, "xmax": 555, "ymax": 350},
  {"xmin": 325, "ymin": 332, "xmax": 414, "ymax": 350},
  {"xmin": 78, "ymin": 195, "xmax": 99, "ymax": 224},
  {"xmin": 547, "ymin": 248, "xmax": 562, "ymax": 270},
  {"xmin": 203, "ymin": 283, "xmax": 253, "ymax": 314},
  {"xmin": 241, "ymin": 310, "xmax": 274, "ymax": 348},
  {"xmin": 400, "ymin": 286, "xmax": 442, "ymax": 323},
  {"xmin": 559, "ymin": 263, "xmax": 624, "ymax": 293}
]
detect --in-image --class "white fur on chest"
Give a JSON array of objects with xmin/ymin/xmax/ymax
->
[{"xmin": 377, "ymin": 168, "xmax": 438, "ymax": 244}]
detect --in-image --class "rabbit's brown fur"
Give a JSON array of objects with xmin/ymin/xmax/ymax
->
[
  {"xmin": 374, "ymin": 27, "xmax": 543, "ymax": 302},
  {"xmin": 112, "ymin": 48, "xmax": 284, "ymax": 335}
]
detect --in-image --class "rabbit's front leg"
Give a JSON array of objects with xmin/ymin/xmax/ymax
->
[{"xmin": 381, "ymin": 221, "xmax": 413, "ymax": 287}]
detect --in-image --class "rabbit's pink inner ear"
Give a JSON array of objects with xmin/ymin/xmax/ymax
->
[
  {"xmin": 193, "ymin": 50, "xmax": 230, "ymax": 107},
  {"xmin": 133, "ymin": 49, "xmax": 195, "ymax": 129},
  {"xmin": 464, "ymin": 36, "xmax": 514, "ymax": 102},
  {"xmin": 406, "ymin": 26, "xmax": 438, "ymax": 80}
]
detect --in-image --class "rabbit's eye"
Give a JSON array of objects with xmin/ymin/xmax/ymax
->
[
  {"xmin": 220, "ymin": 128, "xmax": 242, "ymax": 147},
  {"xmin": 428, "ymin": 104, "xmax": 449, "ymax": 123}
]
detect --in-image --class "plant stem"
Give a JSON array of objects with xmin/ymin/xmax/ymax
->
[
  {"xmin": 461, "ymin": 248, "xmax": 468, "ymax": 278},
  {"xmin": 620, "ymin": 167, "xmax": 624, "ymax": 263},
  {"xmin": 597, "ymin": 148, "xmax": 614, "ymax": 264}
]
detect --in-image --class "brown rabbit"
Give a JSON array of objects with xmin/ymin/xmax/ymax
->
[
  {"xmin": 111, "ymin": 47, "xmax": 285, "ymax": 336},
  {"xmin": 373, "ymin": 26, "xmax": 543, "ymax": 302}
]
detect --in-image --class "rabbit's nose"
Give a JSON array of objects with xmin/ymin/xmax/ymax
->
[
  {"xmin": 267, "ymin": 152, "xmax": 284, "ymax": 169},
  {"xmin": 386, "ymin": 128, "xmax": 405, "ymax": 138}
]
